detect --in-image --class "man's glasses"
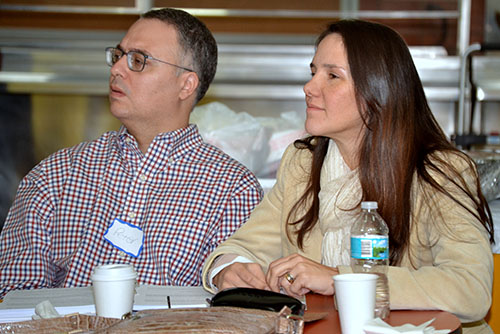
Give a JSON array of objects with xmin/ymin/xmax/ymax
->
[{"xmin": 105, "ymin": 47, "xmax": 194, "ymax": 73}]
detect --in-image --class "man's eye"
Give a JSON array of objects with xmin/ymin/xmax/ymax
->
[
  {"xmin": 132, "ymin": 54, "xmax": 145, "ymax": 65},
  {"xmin": 134, "ymin": 56, "xmax": 144, "ymax": 65},
  {"xmin": 112, "ymin": 53, "xmax": 122, "ymax": 63}
]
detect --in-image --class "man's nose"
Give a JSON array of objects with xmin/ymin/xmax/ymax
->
[{"xmin": 110, "ymin": 55, "xmax": 129, "ymax": 77}]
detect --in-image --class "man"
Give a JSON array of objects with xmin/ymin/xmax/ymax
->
[{"xmin": 0, "ymin": 8, "xmax": 263, "ymax": 299}]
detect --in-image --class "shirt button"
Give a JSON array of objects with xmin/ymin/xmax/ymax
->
[
  {"xmin": 168, "ymin": 158, "xmax": 174, "ymax": 164},
  {"xmin": 139, "ymin": 174, "xmax": 147, "ymax": 182},
  {"xmin": 128, "ymin": 212, "xmax": 136, "ymax": 219},
  {"xmin": 119, "ymin": 251, "xmax": 127, "ymax": 257}
]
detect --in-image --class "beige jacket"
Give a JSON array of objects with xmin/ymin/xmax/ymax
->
[{"xmin": 202, "ymin": 141, "xmax": 493, "ymax": 333}]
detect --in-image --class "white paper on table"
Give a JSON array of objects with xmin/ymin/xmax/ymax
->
[
  {"xmin": 0, "ymin": 302, "xmax": 210, "ymax": 323},
  {"xmin": 0, "ymin": 285, "xmax": 213, "ymax": 324},
  {"xmin": 363, "ymin": 317, "xmax": 451, "ymax": 334},
  {"xmin": 0, "ymin": 305, "xmax": 95, "ymax": 323}
]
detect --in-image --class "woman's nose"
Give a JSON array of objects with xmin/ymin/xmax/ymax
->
[{"xmin": 303, "ymin": 76, "xmax": 316, "ymax": 97}]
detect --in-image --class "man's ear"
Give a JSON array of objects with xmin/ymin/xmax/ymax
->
[{"xmin": 179, "ymin": 72, "xmax": 199, "ymax": 101}]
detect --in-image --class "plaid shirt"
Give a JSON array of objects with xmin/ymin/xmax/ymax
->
[{"xmin": 0, "ymin": 124, "xmax": 263, "ymax": 298}]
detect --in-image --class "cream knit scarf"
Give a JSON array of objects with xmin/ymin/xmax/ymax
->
[{"xmin": 319, "ymin": 140, "xmax": 362, "ymax": 267}]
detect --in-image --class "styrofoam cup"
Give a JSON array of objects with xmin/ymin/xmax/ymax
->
[
  {"xmin": 333, "ymin": 273, "xmax": 378, "ymax": 334},
  {"xmin": 91, "ymin": 264, "xmax": 137, "ymax": 318}
]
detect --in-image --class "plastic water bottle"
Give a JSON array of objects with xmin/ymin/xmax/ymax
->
[{"xmin": 350, "ymin": 201, "xmax": 390, "ymax": 319}]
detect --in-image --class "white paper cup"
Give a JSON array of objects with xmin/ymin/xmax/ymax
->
[
  {"xmin": 91, "ymin": 264, "xmax": 137, "ymax": 318},
  {"xmin": 333, "ymin": 273, "xmax": 378, "ymax": 334}
]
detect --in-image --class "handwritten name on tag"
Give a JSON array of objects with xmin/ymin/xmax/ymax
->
[{"xmin": 104, "ymin": 218, "xmax": 144, "ymax": 257}]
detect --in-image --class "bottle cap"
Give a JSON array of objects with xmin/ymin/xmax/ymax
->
[{"xmin": 361, "ymin": 201, "xmax": 378, "ymax": 210}]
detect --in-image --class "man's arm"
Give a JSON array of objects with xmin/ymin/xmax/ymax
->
[
  {"xmin": 204, "ymin": 171, "xmax": 263, "ymax": 260},
  {"xmin": 0, "ymin": 162, "xmax": 57, "ymax": 299}
]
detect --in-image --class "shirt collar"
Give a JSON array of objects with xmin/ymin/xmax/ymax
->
[{"xmin": 116, "ymin": 124, "xmax": 203, "ymax": 161}]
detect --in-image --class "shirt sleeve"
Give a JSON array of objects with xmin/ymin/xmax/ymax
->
[
  {"xmin": 207, "ymin": 254, "xmax": 254, "ymax": 291},
  {"xmin": 0, "ymin": 158, "xmax": 60, "ymax": 299},
  {"xmin": 209, "ymin": 171, "xmax": 263, "ymax": 249},
  {"xmin": 199, "ymin": 171, "xmax": 263, "ymax": 276}
]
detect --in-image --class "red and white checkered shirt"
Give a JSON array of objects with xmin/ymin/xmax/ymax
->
[{"xmin": 0, "ymin": 124, "xmax": 263, "ymax": 298}]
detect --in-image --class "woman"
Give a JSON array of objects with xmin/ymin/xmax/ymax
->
[{"xmin": 202, "ymin": 20, "xmax": 494, "ymax": 333}]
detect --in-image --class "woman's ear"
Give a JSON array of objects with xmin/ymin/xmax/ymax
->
[{"xmin": 179, "ymin": 72, "xmax": 199, "ymax": 101}]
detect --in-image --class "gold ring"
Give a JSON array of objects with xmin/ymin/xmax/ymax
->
[{"xmin": 285, "ymin": 272, "xmax": 295, "ymax": 284}]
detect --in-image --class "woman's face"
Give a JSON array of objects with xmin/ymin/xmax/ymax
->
[{"xmin": 303, "ymin": 33, "xmax": 364, "ymax": 144}]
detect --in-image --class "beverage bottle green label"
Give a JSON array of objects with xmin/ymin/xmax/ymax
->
[{"xmin": 351, "ymin": 235, "xmax": 388, "ymax": 260}]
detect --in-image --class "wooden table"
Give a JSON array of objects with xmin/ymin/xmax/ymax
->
[
  {"xmin": 0, "ymin": 287, "xmax": 463, "ymax": 333},
  {"xmin": 304, "ymin": 293, "xmax": 462, "ymax": 334}
]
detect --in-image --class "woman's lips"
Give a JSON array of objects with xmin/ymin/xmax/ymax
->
[{"xmin": 306, "ymin": 103, "xmax": 323, "ymax": 112}]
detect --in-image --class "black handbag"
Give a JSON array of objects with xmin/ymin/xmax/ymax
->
[{"xmin": 208, "ymin": 287, "xmax": 305, "ymax": 316}]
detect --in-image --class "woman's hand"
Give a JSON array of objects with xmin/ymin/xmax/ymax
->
[
  {"xmin": 213, "ymin": 262, "xmax": 271, "ymax": 291},
  {"xmin": 266, "ymin": 253, "xmax": 339, "ymax": 298}
]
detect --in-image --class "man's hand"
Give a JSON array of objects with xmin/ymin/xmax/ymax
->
[{"xmin": 213, "ymin": 262, "xmax": 270, "ymax": 291}]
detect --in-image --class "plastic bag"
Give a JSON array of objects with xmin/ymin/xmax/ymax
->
[
  {"xmin": 191, "ymin": 102, "xmax": 306, "ymax": 178},
  {"xmin": 468, "ymin": 151, "xmax": 500, "ymax": 202},
  {"xmin": 256, "ymin": 111, "xmax": 306, "ymax": 178},
  {"xmin": 191, "ymin": 102, "xmax": 272, "ymax": 176}
]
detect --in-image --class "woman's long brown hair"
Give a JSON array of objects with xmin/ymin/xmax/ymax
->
[{"xmin": 287, "ymin": 20, "xmax": 494, "ymax": 265}]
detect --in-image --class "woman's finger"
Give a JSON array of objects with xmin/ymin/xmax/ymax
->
[
  {"xmin": 267, "ymin": 254, "xmax": 304, "ymax": 291},
  {"xmin": 267, "ymin": 255, "xmax": 339, "ymax": 296},
  {"xmin": 216, "ymin": 262, "xmax": 270, "ymax": 291}
]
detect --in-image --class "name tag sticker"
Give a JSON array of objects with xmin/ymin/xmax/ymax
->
[{"xmin": 104, "ymin": 218, "xmax": 144, "ymax": 258}]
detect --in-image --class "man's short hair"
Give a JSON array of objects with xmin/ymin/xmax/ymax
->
[{"xmin": 142, "ymin": 8, "xmax": 217, "ymax": 104}]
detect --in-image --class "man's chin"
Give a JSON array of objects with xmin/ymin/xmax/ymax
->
[{"xmin": 109, "ymin": 106, "xmax": 131, "ymax": 121}]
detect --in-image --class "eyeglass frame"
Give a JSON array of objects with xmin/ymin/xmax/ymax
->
[{"xmin": 105, "ymin": 46, "xmax": 194, "ymax": 73}]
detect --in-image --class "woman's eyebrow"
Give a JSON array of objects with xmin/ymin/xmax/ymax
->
[{"xmin": 322, "ymin": 63, "xmax": 346, "ymax": 71}]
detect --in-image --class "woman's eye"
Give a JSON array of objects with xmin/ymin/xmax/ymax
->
[{"xmin": 329, "ymin": 73, "xmax": 339, "ymax": 79}]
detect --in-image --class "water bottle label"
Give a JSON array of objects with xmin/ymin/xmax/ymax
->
[{"xmin": 351, "ymin": 235, "xmax": 388, "ymax": 260}]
